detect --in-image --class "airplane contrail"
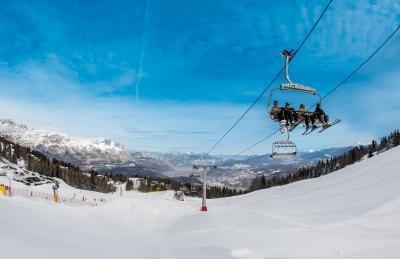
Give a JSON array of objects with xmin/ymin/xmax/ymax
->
[{"xmin": 134, "ymin": 0, "xmax": 151, "ymax": 104}]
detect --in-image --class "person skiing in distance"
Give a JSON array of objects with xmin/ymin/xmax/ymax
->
[
  {"xmin": 52, "ymin": 181, "xmax": 60, "ymax": 192},
  {"xmin": 314, "ymin": 103, "xmax": 329, "ymax": 127}
]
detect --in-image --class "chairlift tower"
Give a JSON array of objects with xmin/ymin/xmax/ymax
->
[{"xmin": 192, "ymin": 162, "xmax": 217, "ymax": 212}]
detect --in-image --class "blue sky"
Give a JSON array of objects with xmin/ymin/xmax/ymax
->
[{"xmin": 0, "ymin": 0, "xmax": 399, "ymax": 154}]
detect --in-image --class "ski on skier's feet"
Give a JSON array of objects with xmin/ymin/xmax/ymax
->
[
  {"xmin": 304, "ymin": 126, "xmax": 319, "ymax": 135},
  {"xmin": 318, "ymin": 119, "xmax": 341, "ymax": 133},
  {"xmin": 302, "ymin": 127, "xmax": 311, "ymax": 135},
  {"xmin": 288, "ymin": 119, "xmax": 304, "ymax": 132},
  {"xmin": 303, "ymin": 120, "xmax": 321, "ymax": 135}
]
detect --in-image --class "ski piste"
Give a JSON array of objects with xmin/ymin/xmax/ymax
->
[{"xmin": 318, "ymin": 119, "xmax": 341, "ymax": 133}]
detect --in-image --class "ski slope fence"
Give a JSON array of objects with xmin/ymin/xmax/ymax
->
[{"xmin": 7, "ymin": 187, "xmax": 104, "ymax": 207}]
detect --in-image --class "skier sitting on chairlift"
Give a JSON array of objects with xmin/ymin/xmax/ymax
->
[
  {"xmin": 297, "ymin": 103, "xmax": 314, "ymax": 130},
  {"xmin": 314, "ymin": 103, "xmax": 329, "ymax": 127},
  {"xmin": 282, "ymin": 102, "xmax": 296, "ymax": 126},
  {"xmin": 270, "ymin": 100, "xmax": 283, "ymax": 121}
]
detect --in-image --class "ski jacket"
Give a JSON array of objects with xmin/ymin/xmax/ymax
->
[
  {"xmin": 283, "ymin": 107, "xmax": 295, "ymax": 114},
  {"xmin": 297, "ymin": 107, "xmax": 308, "ymax": 115},
  {"xmin": 314, "ymin": 107, "xmax": 326, "ymax": 115},
  {"xmin": 270, "ymin": 106, "xmax": 281, "ymax": 116}
]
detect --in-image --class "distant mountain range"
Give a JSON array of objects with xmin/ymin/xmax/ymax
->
[
  {"xmin": 0, "ymin": 119, "xmax": 353, "ymax": 189},
  {"xmin": 0, "ymin": 119, "xmax": 135, "ymax": 168},
  {"xmin": 206, "ymin": 147, "xmax": 353, "ymax": 189}
]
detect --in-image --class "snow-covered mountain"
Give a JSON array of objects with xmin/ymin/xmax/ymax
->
[{"xmin": 0, "ymin": 119, "xmax": 135, "ymax": 168}]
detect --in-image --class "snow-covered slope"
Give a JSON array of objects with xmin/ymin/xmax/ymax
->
[
  {"xmin": 1, "ymin": 146, "xmax": 400, "ymax": 258},
  {"xmin": 0, "ymin": 119, "xmax": 135, "ymax": 167}
]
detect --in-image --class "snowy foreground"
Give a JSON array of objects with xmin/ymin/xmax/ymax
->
[{"xmin": 1, "ymin": 147, "xmax": 400, "ymax": 259}]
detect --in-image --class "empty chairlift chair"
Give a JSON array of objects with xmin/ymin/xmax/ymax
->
[{"xmin": 270, "ymin": 140, "xmax": 297, "ymax": 158}]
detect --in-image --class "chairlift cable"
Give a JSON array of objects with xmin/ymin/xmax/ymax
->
[
  {"xmin": 235, "ymin": 130, "xmax": 279, "ymax": 156},
  {"xmin": 321, "ymin": 24, "xmax": 400, "ymax": 101}
]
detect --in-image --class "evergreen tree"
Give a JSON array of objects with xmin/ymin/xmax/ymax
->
[
  {"xmin": 126, "ymin": 179, "xmax": 134, "ymax": 191},
  {"xmin": 89, "ymin": 171, "xmax": 97, "ymax": 191},
  {"xmin": 261, "ymin": 175, "xmax": 266, "ymax": 188}
]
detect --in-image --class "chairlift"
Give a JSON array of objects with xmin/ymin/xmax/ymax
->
[
  {"xmin": 270, "ymin": 139, "xmax": 297, "ymax": 158},
  {"xmin": 270, "ymin": 127, "xmax": 297, "ymax": 158},
  {"xmin": 267, "ymin": 49, "xmax": 321, "ymax": 122}
]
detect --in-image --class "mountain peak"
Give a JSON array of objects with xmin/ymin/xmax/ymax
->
[{"xmin": 0, "ymin": 119, "xmax": 29, "ymax": 130}]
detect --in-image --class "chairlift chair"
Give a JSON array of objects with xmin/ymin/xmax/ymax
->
[
  {"xmin": 267, "ymin": 49, "xmax": 322, "ymax": 122},
  {"xmin": 270, "ymin": 128, "xmax": 297, "ymax": 158},
  {"xmin": 270, "ymin": 139, "xmax": 297, "ymax": 158}
]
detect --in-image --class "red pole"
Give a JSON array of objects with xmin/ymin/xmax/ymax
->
[{"xmin": 201, "ymin": 168, "xmax": 207, "ymax": 212}]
